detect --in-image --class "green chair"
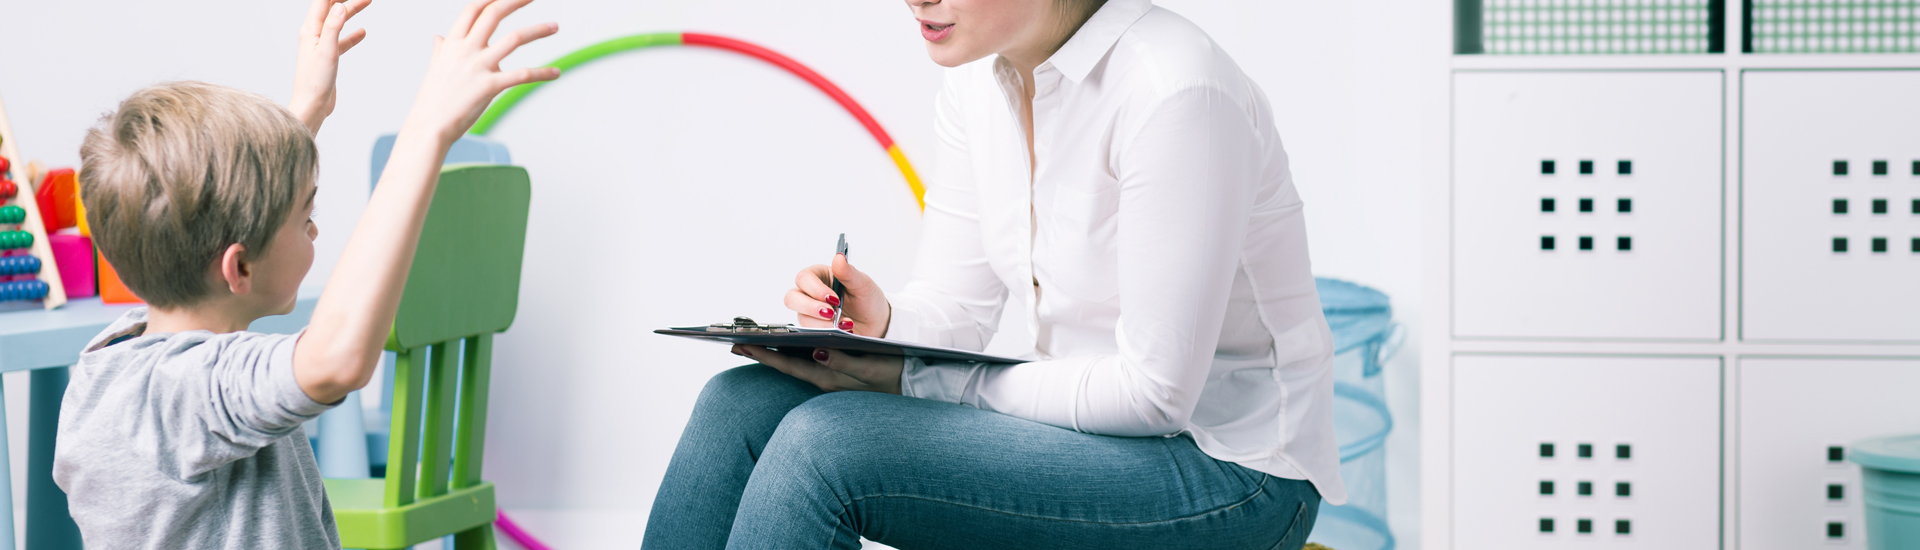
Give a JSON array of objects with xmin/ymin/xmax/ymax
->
[{"xmin": 325, "ymin": 164, "xmax": 533, "ymax": 549}]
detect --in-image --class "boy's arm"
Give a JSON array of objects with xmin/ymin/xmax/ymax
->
[
  {"xmin": 293, "ymin": 0, "xmax": 559, "ymax": 404},
  {"xmin": 290, "ymin": 0, "xmax": 371, "ymax": 135}
]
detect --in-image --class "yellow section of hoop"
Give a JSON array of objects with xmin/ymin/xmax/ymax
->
[{"xmin": 886, "ymin": 144, "xmax": 926, "ymax": 211}]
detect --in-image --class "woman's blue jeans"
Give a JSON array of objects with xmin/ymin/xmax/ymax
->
[{"xmin": 641, "ymin": 365, "xmax": 1321, "ymax": 550}]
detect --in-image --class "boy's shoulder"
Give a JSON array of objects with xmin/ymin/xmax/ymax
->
[
  {"xmin": 78, "ymin": 308, "xmax": 295, "ymax": 377},
  {"xmin": 82, "ymin": 307, "xmax": 153, "ymax": 355}
]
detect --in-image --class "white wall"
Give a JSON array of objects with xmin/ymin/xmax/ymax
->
[{"xmin": 0, "ymin": 0, "xmax": 1448, "ymax": 546}]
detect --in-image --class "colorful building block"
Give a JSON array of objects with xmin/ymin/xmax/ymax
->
[
  {"xmin": 34, "ymin": 168, "xmax": 76, "ymax": 233},
  {"xmin": 48, "ymin": 233, "xmax": 94, "ymax": 298},
  {"xmin": 97, "ymin": 250, "xmax": 140, "ymax": 304}
]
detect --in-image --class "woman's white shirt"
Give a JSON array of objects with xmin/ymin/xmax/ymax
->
[{"xmin": 884, "ymin": 0, "xmax": 1344, "ymax": 504}]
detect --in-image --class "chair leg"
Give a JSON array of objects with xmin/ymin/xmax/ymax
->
[{"xmin": 453, "ymin": 522, "xmax": 496, "ymax": 550}]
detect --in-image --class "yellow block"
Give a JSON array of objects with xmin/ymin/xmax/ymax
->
[{"xmin": 75, "ymin": 170, "xmax": 88, "ymax": 236}]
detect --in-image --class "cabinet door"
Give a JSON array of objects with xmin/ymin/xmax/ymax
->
[
  {"xmin": 1742, "ymin": 70, "xmax": 1920, "ymax": 343},
  {"xmin": 1454, "ymin": 71, "xmax": 1723, "ymax": 340},
  {"xmin": 1453, "ymin": 354, "xmax": 1721, "ymax": 549},
  {"xmin": 1738, "ymin": 357, "xmax": 1920, "ymax": 549}
]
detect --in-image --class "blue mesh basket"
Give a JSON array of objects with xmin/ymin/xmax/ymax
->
[{"xmin": 1307, "ymin": 278, "xmax": 1400, "ymax": 550}]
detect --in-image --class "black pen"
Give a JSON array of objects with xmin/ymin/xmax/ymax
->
[{"xmin": 830, "ymin": 233, "xmax": 848, "ymax": 330}]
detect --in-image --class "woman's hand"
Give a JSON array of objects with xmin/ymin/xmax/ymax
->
[
  {"xmin": 290, "ymin": 0, "xmax": 372, "ymax": 135},
  {"xmin": 786, "ymin": 253, "xmax": 891, "ymax": 336},
  {"xmin": 735, "ymin": 345, "xmax": 902, "ymax": 395}
]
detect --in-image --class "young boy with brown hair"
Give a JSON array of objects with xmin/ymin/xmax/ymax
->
[{"xmin": 53, "ymin": 0, "xmax": 559, "ymax": 547}]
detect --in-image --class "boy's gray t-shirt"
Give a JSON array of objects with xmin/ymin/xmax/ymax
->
[{"xmin": 53, "ymin": 308, "xmax": 341, "ymax": 549}]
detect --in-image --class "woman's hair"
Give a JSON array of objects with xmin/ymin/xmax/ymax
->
[{"xmin": 1055, "ymin": 0, "xmax": 1107, "ymax": 32}]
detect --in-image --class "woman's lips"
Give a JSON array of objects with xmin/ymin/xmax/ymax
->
[{"xmin": 920, "ymin": 19, "xmax": 954, "ymax": 42}]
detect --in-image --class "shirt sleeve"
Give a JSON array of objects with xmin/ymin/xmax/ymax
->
[
  {"xmin": 152, "ymin": 331, "xmax": 336, "ymax": 477},
  {"xmin": 900, "ymin": 84, "xmax": 1260, "ymax": 437},
  {"xmin": 885, "ymin": 69, "xmax": 1010, "ymax": 352}
]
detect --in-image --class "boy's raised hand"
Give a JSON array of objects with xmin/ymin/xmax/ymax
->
[
  {"xmin": 402, "ymin": 0, "xmax": 559, "ymax": 144},
  {"xmin": 291, "ymin": 0, "xmax": 557, "ymax": 404},
  {"xmin": 290, "ymin": 0, "xmax": 371, "ymax": 135}
]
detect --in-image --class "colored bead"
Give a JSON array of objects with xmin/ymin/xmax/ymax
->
[
  {"xmin": 0, "ymin": 205, "xmax": 24, "ymax": 224},
  {"xmin": 0, "ymin": 281, "xmax": 47, "ymax": 301},
  {"xmin": 0, "ymin": 256, "xmax": 39, "ymax": 276},
  {"xmin": 0, "ymin": 178, "xmax": 14, "ymax": 199},
  {"xmin": 0, "ymin": 231, "xmax": 30, "ymax": 249}
]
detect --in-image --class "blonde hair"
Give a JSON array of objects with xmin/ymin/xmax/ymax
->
[{"xmin": 79, "ymin": 81, "xmax": 316, "ymax": 308}]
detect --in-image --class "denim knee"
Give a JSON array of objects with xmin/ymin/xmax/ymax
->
[
  {"xmin": 688, "ymin": 365, "xmax": 814, "ymax": 432},
  {"xmin": 700, "ymin": 365, "xmax": 778, "ymax": 400},
  {"xmin": 760, "ymin": 392, "xmax": 900, "ymax": 483}
]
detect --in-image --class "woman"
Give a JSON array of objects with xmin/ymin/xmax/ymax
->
[{"xmin": 642, "ymin": 0, "xmax": 1341, "ymax": 548}]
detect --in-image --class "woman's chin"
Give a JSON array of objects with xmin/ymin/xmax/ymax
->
[{"xmin": 925, "ymin": 44, "xmax": 985, "ymax": 68}]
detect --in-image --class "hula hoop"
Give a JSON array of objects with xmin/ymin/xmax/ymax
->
[
  {"xmin": 478, "ymin": 33, "xmax": 931, "ymax": 549},
  {"xmin": 470, "ymin": 32, "xmax": 926, "ymax": 209}
]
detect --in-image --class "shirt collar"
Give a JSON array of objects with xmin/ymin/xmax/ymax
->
[{"xmin": 1046, "ymin": 0, "xmax": 1154, "ymax": 83}]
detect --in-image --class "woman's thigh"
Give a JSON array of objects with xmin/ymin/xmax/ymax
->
[{"xmin": 730, "ymin": 391, "xmax": 1321, "ymax": 550}]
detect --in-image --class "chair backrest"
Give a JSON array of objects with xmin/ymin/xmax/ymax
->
[{"xmin": 380, "ymin": 164, "xmax": 531, "ymax": 508}]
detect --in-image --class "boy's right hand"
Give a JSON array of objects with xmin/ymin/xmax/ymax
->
[{"xmin": 401, "ymin": 0, "xmax": 559, "ymax": 144}]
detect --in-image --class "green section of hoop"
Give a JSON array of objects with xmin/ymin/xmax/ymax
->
[{"xmin": 470, "ymin": 32, "xmax": 684, "ymax": 135}]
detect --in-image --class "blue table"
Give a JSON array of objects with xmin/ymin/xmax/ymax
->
[{"xmin": 0, "ymin": 294, "xmax": 316, "ymax": 549}]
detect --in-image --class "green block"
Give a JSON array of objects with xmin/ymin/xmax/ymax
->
[{"xmin": 386, "ymin": 164, "xmax": 531, "ymax": 351}]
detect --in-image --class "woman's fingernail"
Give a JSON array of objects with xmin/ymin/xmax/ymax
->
[
  {"xmin": 825, "ymin": 295, "xmax": 841, "ymax": 307},
  {"xmin": 813, "ymin": 349, "xmax": 830, "ymax": 362},
  {"xmin": 838, "ymin": 320, "xmax": 854, "ymax": 331},
  {"xmin": 819, "ymin": 307, "xmax": 834, "ymax": 318},
  {"xmin": 739, "ymin": 347, "xmax": 753, "ymax": 356}
]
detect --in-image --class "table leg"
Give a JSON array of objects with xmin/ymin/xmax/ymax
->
[
  {"xmin": 0, "ymin": 375, "xmax": 16, "ymax": 550},
  {"xmin": 316, "ymin": 391, "xmax": 370, "ymax": 478},
  {"xmin": 27, "ymin": 368, "xmax": 78, "ymax": 549}
]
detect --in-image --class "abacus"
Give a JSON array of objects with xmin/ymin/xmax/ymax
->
[{"xmin": 0, "ymin": 92, "xmax": 67, "ymax": 309}]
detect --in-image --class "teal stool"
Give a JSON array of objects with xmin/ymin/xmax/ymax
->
[{"xmin": 1851, "ymin": 434, "xmax": 1920, "ymax": 550}]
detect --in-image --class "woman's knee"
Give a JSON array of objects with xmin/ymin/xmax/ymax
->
[
  {"xmin": 700, "ymin": 364, "xmax": 779, "ymax": 400},
  {"xmin": 760, "ymin": 392, "xmax": 908, "ymax": 476},
  {"xmin": 689, "ymin": 365, "xmax": 820, "ymax": 428}
]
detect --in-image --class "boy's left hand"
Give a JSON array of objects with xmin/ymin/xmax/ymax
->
[{"xmin": 291, "ymin": 0, "xmax": 371, "ymax": 135}]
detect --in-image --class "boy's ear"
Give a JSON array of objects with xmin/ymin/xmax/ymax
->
[{"xmin": 218, "ymin": 243, "xmax": 253, "ymax": 296}]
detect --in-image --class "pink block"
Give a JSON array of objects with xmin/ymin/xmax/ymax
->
[{"xmin": 49, "ymin": 233, "xmax": 95, "ymax": 298}]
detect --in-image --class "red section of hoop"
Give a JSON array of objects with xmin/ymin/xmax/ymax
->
[{"xmin": 680, "ymin": 32, "xmax": 895, "ymax": 149}]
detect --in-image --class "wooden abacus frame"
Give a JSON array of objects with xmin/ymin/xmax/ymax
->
[{"xmin": 0, "ymin": 91, "xmax": 67, "ymax": 309}]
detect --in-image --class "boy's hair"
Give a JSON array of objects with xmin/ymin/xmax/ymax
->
[{"xmin": 79, "ymin": 81, "xmax": 316, "ymax": 309}]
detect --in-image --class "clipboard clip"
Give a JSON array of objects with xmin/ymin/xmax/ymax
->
[{"xmin": 705, "ymin": 317, "xmax": 796, "ymax": 333}]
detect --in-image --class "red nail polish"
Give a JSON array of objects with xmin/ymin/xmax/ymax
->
[
  {"xmin": 819, "ymin": 308, "xmax": 834, "ymax": 318},
  {"xmin": 813, "ymin": 349, "xmax": 830, "ymax": 362},
  {"xmin": 825, "ymin": 295, "xmax": 841, "ymax": 307},
  {"xmin": 838, "ymin": 320, "xmax": 854, "ymax": 331}
]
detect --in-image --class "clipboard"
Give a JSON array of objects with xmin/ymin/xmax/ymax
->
[{"xmin": 655, "ymin": 317, "xmax": 1025, "ymax": 365}]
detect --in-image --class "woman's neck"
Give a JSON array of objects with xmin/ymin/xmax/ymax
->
[{"xmin": 1000, "ymin": 1, "xmax": 1105, "ymax": 82}]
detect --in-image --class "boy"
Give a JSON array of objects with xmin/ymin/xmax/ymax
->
[{"xmin": 53, "ymin": 0, "xmax": 559, "ymax": 547}]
